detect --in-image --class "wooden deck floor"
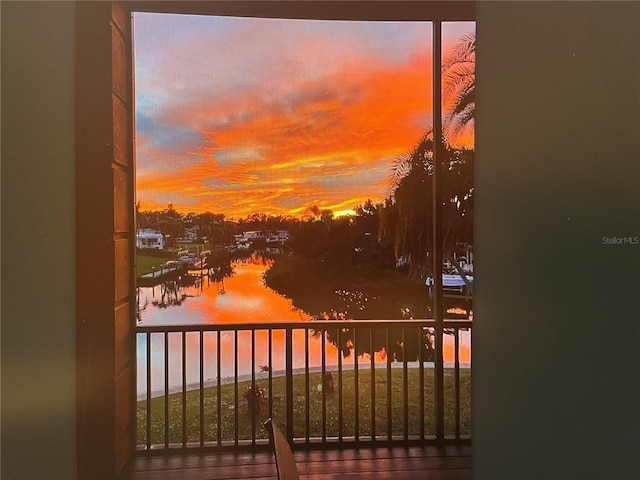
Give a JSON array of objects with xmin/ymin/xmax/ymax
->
[{"xmin": 124, "ymin": 445, "xmax": 471, "ymax": 480}]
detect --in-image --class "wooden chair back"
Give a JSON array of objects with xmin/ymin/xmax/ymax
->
[{"xmin": 264, "ymin": 418, "xmax": 300, "ymax": 480}]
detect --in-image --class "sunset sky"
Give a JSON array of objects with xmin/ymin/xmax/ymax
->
[{"xmin": 134, "ymin": 14, "xmax": 474, "ymax": 218}]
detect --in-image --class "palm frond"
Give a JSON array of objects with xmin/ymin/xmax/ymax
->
[
  {"xmin": 443, "ymin": 32, "xmax": 475, "ymax": 69},
  {"xmin": 445, "ymin": 104, "xmax": 475, "ymax": 142},
  {"xmin": 448, "ymin": 84, "xmax": 475, "ymax": 117},
  {"xmin": 442, "ymin": 32, "xmax": 476, "ymax": 141},
  {"xmin": 442, "ymin": 63, "xmax": 474, "ymax": 97},
  {"xmin": 389, "ymin": 127, "xmax": 433, "ymax": 186}
]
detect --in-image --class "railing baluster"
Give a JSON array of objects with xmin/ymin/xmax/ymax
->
[
  {"xmin": 433, "ymin": 328, "xmax": 438, "ymax": 434},
  {"xmin": 182, "ymin": 331, "xmax": 186, "ymax": 447},
  {"xmin": 321, "ymin": 327, "xmax": 326, "ymax": 441},
  {"xmin": 386, "ymin": 328, "xmax": 392, "ymax": 442},
  {"xmin": 268, "ymin": 329, "xmax": 273, "ymax": 421},
  {"xmin": 419, "ymin": 325, "xmax": 425, "ymax": 440},
  {"xmin": 285, "ymin": 328, "xmax": 293, "ymax": 443},
  {"xmin": 234, "ymin": 330, "xmax": 238, "ymax": 445},
  {"xmin": 370, "ymin": 328, "xmax": 375, "ymax": 441},
  {"xmin": 164, "ymin": 331, "xmax": 169, "ymax": 448},
  {"xmin": 305, "ymin": 327, "xmax": 310, "ymax": 442},
  {"xmin": 455, "ymin": 327, "xmax": 460, "ymax": 439},
  {"xmin": 403, "ymin": 327, "xmax": 408, "ymax": 441},
  {"xmin": 436, "ymin": 324, "xmax": 444, "ymax": 441},
  {"xmin": 199, "ymin": 330, "xmax": 204, "ymax": 447},
  {"xmin": 146, "ymin": 332, "xmax": 151, "ymax": 450},
  {"xmin": 338, "ymin": 327, "xmax": 343, "ymax": 442},
  {"xmin": 216, "ymin": 330, "xmax": 221, "ymax": 447},
  {"xmin": 354, "ymin": 326, "xmax": 359, "ymax": 442},
  {"xmin": 251, "ymin": 329, "xmax": 256, "ymax": 445}
]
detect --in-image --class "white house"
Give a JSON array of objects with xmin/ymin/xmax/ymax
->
[{"xmin": 136, "ymin": 229, "xmax": 164, "ymax": 249}]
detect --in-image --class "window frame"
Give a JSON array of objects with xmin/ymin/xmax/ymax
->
[{"xmin": 75, "ymin": 2, "xmax": 475, "ymax": 478}]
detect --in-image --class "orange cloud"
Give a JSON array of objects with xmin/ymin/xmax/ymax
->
[
  {"xmin": 136, "ymin": 21, "xmax": 475, "ymax": 218},
  {"xmin": 137, "ymin": 52, "xmax": 433, "ymax": 217}
]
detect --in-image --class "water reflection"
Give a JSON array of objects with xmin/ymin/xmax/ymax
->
[
  {"xmin": 136, "ymin": 253, "xmax": 470, "ymax": 397},
  {"xmin": 312, "ymin": 325, "xmax": 435, "ymax": 362}
]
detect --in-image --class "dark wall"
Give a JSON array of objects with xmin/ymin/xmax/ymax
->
[
  {"xmin": 474, "ymin": 2, "xmax": 640, "ymax": 479},
  {"xmin": 1, "ymin": 1, "xmax": 77, "ymax": 479},
  {"xmin": 1, "ymin": 2, "xmax": 638, "ymax": 480}
]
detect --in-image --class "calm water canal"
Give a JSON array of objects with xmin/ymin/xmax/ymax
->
[{"xmin": 136, "ymin": 254, "xmax": 470, "ymax": 398}]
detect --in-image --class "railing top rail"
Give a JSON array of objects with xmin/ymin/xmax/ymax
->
[{"xmin": 134, "ymin": 318, "xmax": 471, "ymax": 332}]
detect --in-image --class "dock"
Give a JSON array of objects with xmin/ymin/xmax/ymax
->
[{"xmin": 137, "ymin": 265, "xmax": 185, "ymax": 287}]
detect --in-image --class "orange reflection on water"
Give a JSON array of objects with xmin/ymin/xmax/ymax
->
[
  {"xmin": 137, "ymin": 257, "xmax": 471, "ymax": 396},
  {"xmin": 194, "ymin": 257, "xmax": 312, "ymax": 325},
  {"xmin": 443, "ymin": 332, "xmax": 471, "ymax": 364}
]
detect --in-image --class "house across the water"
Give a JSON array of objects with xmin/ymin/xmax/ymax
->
[{"xmin": 136, "ymin": 228, "xmax": 165, "ymax": 249}]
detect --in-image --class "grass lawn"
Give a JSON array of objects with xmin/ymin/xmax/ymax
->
[
  {"xmin": 137, "ymin": 368, "xmax": 470, "ymax": 446},
  {"xmin": 137, "ymin": 255, "xmax": 170, "ymax": 276}
]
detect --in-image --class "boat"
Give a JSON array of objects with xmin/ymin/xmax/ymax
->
[
  {"xmin": 426, "ymin": 268, "xmax": 473, "ymax": 298},
  {"xmin": 426, "ymin": 273, "xmax": 473, "ymax": 290}
]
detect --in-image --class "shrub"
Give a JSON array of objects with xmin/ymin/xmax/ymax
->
[{"xmin": 243, "ymin": 384, "xmax": 266, "ymax": 414}]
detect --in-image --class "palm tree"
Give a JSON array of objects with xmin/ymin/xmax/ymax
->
[
  {"xmin": 380, "ymin": 32, "xmax": 476, "ymax": 280},
  {"xmin": 381, "ymin": 131, "xmax": 473, "ymax": 279},
  {"xmin": 442, "ymin": 32, "xmax": 475, "ymax": 143},
  {"xmin": 381, "ymin": 131, "xmax": 434, "ymax": 279}
]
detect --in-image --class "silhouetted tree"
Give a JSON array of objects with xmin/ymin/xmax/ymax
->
[{"xmin": 380, "ymin": 31, "xmax": 475, "ymax": 280}]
